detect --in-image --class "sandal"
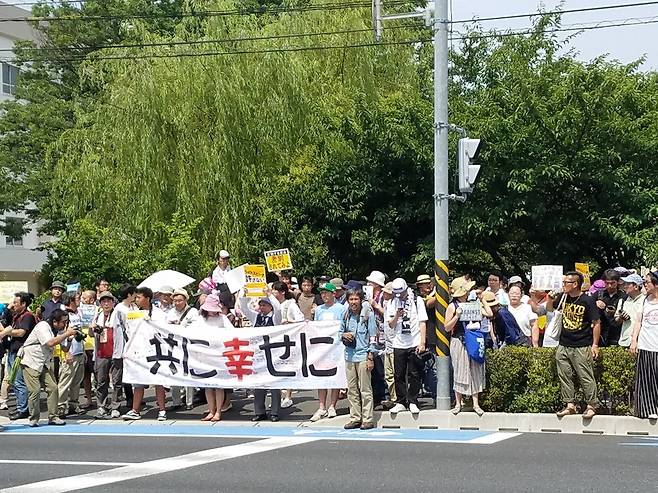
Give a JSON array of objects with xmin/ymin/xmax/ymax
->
[
  {"xmin": 582, "ymin": 406, "xmax": 596, "ymax": 419},
  {"xmin": 211, "ymin": 413, "xmax": 221, "ymax": 422},
  {"xmin": 556, "ymin": 405, "xmax": 577, "ymax": 417},
  {"xmin": 201, "ymin": 412, "xmax": 214, "ymax": 421},
  {"xmin": 473, "ymin": 406, "xmax": 485, "ymax": 417},
  {"xmin": 451, "ymin": 404, "xmax": 462, "ymax": 415}
]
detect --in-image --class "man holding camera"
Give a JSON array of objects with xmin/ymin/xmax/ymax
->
[
  {"xmin": 595, "ymin": 269, "xmax": 627, "ymax": 346},
  {"xmin": 57, "ymin": 293, "xmax": 87, "ymax": 417},
  {"xmin": 387, "ymin": 278, "xmax": 428, "ymax": 416}
]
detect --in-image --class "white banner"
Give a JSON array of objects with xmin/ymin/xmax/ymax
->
[
  {"xmin": 531, "ymin": 265, "xmax": 564, "ymax": 291},
  {"xmin": 123, "ymin": 318, "xmax": 347, "ymax": 389}
]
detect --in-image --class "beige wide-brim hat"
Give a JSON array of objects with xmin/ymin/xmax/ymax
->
[{"xmin": 450, "ymin": 276, "xmax": 476, "ymax": 298}]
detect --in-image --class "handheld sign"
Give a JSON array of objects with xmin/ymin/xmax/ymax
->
[
  {"xmin": 575, "ymin": 262, "xmax": 591, "ymax": 290},
  {"xmin": 244, "ymin": 264, "xmax": 267, "ymax": 297},
  {"xmin": 531, "ymin": 265, "xmax": 563, "ymax": 291},
  {"xmin": 264, "ymin": 249, "xmax": 293, "ymax": 272},
  {"xmin": 459, "ymin": 301, "xmax": 483, "ymax": 322}
]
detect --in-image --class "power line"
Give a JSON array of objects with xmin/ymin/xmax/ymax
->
[
  {"xmin": 4, "ymin": 14, "xmax": 658, "ymax": 64},
  {"xmin": 0, "ymin": 22, "xmax": 423, "ymax": 53},
  {"xmin": 0, "ymin": 0, "xmax": 411, "ymax": 22},
  {"xmin": 450, "ymin": 0, "xmax": 658, "ymax": 25}
]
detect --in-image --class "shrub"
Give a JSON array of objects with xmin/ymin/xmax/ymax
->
[{"xmin": 482, "ymin": 346, "xmax": 636, "ymax": 415}]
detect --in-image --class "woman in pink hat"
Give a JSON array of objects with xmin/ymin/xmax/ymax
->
[{"xmin": 198, "ymin": 294, "xmax": 232, "ymax": 422}]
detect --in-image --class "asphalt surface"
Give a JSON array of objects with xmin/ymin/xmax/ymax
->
[{"xmin": 1, "ymin": 425, "xmax": 657, "ymax": 492}]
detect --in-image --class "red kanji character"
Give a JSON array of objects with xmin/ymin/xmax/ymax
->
[{"xmin": 222, "ymin": 338, "xmax": 255, "ymax": 381}]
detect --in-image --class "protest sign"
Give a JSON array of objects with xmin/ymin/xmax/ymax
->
[
  {"xmin": 0, "ymin": 281, "xmax": 28, "ymax": 304},
  {"xmin": 224, "ymin": 265, "xmax": 246, "ymax": 294},
  {"xmin": 531, "ymin": 265, "xmax": 564, "ymax": 291},
  {"xmin": 264, "ymin": 248, "xmax": 293, "ymax": 272},
  {"xmin": 575, "ymin": 262, "xmax": 591, "ymax": 290},
  {"xmin": 244, "ymin": 264, "xmax": 267, "ymax": 297},
  {"xmin": 363, "ymin": 285, "xmax": 374, "ymax": 301},
  {"xmin": 123, "ymin": 318, "xmax": 346, "ymax": 389},
  {"xmin": 458, "ymin": 301, "xmax": 483, "ymax": 322}
]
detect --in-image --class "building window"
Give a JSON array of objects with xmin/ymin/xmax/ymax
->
[
  {"xmin": 2, "ymin": 63, "xmax": 19, "ymax": 96},
  {"xmin": 3, "ymin": 217, "xmax": 24, "ymax": 246}
]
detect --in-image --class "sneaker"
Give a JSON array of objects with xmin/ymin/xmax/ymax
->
[
  {"xmin": 96, "ymin": 408, "xmax": 109, "ymax": 419},
  {"xmin": 648, "ymin": 414, "xmax": 658, "ymax": 420},
  {"xmin": 0, "ymin": 402, "xmax": 8, "ymax": 410},
  {"xmin": 390, "ymin": 403, "xmax": 406, "ymax": 414},
  {"xmin": 344, "ymin": 421, "xmax": 361, "ymax": 429},
  {"xmin": 281, "ymin": 398, "xmax": 293, "ymax": 409},
  {"xmin": 122, "ymin": 409, "xmax": 141, "ymax": 421},
  {"xmin": 409, "ymin": 403, "xmax": 420, "ymax": 414},
  {"xmin": 110, "ymin": 410, "xmax": 121, "ymax": 419},
  {"xmin": 327, "ymin": 406, "xmax": 337, "ymax": 418},
  {"xmin": 309, "ymin": 408, "xmax": 328, "ymax": 422},
  {"xmin": 29, "ymin": 420, "xmax": 39, "ymax": 428},
  {"xmin": 186, "ymin": 404, "xmax": 194, "ymax": 411},
  {"xmin": 48, "ymin": 417, "xmax": 66, "ymax": 426},
  {"xmin": 157, "ymin": 410, "xmax": 167, "ymax": 421}
]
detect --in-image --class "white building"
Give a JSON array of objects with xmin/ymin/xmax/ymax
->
[{"xmin": 0, "ymin": 1, "xmax": 46, "ymax": 300}]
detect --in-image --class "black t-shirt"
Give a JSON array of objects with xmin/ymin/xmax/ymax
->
[
  {"xmin": 9, "ymin": 310, "xmax": 37, "ymax": 353},
  {"xmin": 558, "ymin": 294, "xmax": 600, "ymax": 347},
  {"xmin": 596, "ymin": 289, "xmax": 626, "ymax": 346}
]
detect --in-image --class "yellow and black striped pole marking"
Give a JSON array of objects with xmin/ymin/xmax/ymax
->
[{"xmin": 433, "ymin": 259, "xmax": 450, "ymax": 357}]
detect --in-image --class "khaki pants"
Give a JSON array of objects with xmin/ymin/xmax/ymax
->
[
  {"xmin": 346, "ymin": 361, "xmax": 374, "ymax": 424},
  {"xmin": 23, "ymin": 365, "xmax": 59, "ymax": 423},
  {"xmin": 384, "ymin": 352, "xmax": 397, "ymax": 402},
  {"xmin": 556, "ymin": 345, "xmax": 598, "ymax": 406},
  {"xmin": 58, "ymin": 353, "xmax": 86, "ymax": 412}
]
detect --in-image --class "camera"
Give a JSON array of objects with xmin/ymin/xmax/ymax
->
[{"xmin": 74, "ymin": 328, "xmax": 88, "ymax": 342}]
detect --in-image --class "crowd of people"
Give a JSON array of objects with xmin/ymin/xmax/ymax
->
[{"xmin": 1, "ymin": 250, "xmax": 657, "ymax": 432}]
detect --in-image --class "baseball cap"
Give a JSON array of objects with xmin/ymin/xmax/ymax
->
[
  {"xmin": 508, "ymin": 275, "xmax": 525, "ymax": 286},
  {"xmin": 50, "ymin": 281, "xmax": 66, "ymax": 290},
  {"xmin": 621, "ymin": 273, "xmax": 644, "ymax": 286},
  {"xmin": 319, "ymin": 282, "xmax": 336, "ymax": 293},
  {"xmin": 98, "ymin": 291, "xmax": 114, "ymax": 302},
  {"xmin": 172, "ymin": 288, "xmax": 189, "ymax": 300}
]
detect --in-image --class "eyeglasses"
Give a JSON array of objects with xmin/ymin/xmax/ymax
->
[{"xmin": 562, "ymin": 281, "xmax": 577, "ymax": 285}]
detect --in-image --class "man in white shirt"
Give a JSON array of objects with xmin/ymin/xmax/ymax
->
[
  {"xmin": 167, "ymin": 288, "xmax": 199, "ymax": 410},
  {"xmin": 211, "ymin": 250, "xmax": 231, "ymax": 285},
  {"xmin": 487, "ymin": 271, "xmax": 510, "ymax": 306},
  {"xmin": 386, "ymin": 278, "xmax": 427, "ymax": 415},
  {"xmin": 21, "ymin": 309, "xmax": 76, "ymax": 426}
]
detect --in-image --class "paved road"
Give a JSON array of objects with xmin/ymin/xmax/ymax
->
[{"xmin": 1, "ymin": 422, "xmax": 657, "ymax": 493}]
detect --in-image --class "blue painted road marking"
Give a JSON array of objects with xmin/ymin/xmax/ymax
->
[{"xmin": 0, "ymin": 423, "xmax": 518, "ymax": 444}]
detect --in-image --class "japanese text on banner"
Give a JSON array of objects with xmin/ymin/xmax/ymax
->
[
  {"xmin": 123, "ymin": 318, "xmax": 347, "ymax": 389},
  {"xmin": 264, "ymin": 248, "xmax": 293, "ymax": 272}
]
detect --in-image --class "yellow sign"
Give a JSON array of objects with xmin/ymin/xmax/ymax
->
[
  {"xmin": 127, "ymin": 311, "xmax": 147, "ymax": 320},
  {"xmin": 264, "ymin": 249, "xmax": 293, "ymax": 272},
  {"xmin": 244, "ymin": 264, "xmax": 267, "ymax": 297},
  {"xmin": 575, "ymin": 262, "xmax": 591, "ymax": 290}
]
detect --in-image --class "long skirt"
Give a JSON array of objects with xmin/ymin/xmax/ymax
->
[
  {"xmin": 450, "ymin": 337, "xmax": 485, "ymax": 396},
  {"xmin": 634, "ymin": 349, "xmax": 658, "ymax": 418}
]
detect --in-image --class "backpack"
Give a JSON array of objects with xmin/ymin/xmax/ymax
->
[{"xmin": 495, "ymin": 308, "xmax": 529, "ymax": 347}]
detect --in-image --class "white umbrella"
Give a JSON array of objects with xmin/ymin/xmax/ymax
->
[{"xmin": 138, "ymin": 270, "xmax": 195, "ymax": 291}]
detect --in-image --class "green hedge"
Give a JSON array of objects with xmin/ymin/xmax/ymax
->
[{"xmin": 482, "ymin": 346, "xmax": 636, "ymax": 415}]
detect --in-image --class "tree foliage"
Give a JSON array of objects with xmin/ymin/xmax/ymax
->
[{"xmin": 1, "ymin": 4, "xmax": 656, "ymax": 284}]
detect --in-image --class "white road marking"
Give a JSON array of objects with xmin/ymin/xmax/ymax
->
[
  {"xmin": 0, "ymin": 460, "xmax": 133, "ymax": 466},
  {"xmin": 468, "ymin": 432, "xmax": 521, "ymax": 444},
  {"xmin": 0, "ymin": 437, "xmax": 317, "ymax": 493}
]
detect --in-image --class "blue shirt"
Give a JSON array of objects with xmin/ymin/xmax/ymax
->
[
  {"xmin": 313, "ymin": 303, "xmax": 347, "ymax": 322},
  {"xmin": 339, "ymin": 308, "xmax": 377, "ymax": 363}
]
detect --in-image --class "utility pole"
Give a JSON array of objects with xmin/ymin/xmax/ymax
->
[{"xmin": 374, "ymin": 0, "xmax": 452, "ymax": 411}]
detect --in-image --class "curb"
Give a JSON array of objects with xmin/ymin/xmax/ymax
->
[{"xmin": 3, "ymin": 411, "xmax": 656, "ymax": 436}]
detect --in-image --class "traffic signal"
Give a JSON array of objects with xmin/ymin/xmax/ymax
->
[{"xmin": 458, "ymin": 138, "xmax": 482, "ymax": 193}]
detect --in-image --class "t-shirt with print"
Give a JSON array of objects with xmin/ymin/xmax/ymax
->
[
  {"xmin": 558, "ymin": 294, "xmax": 600, "ymax": 347},
  {"xmin": 313, "ymin": 303, "xmax": 347, "ymax": 322},
  {"xmin": 385, "ymin": 290, "xmax": 428, "ymax": 349}
]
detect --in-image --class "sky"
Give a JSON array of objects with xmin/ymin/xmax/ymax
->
[{"xmin": 450, "ymin": 0, "xmax": 658, "ymax": 70}]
